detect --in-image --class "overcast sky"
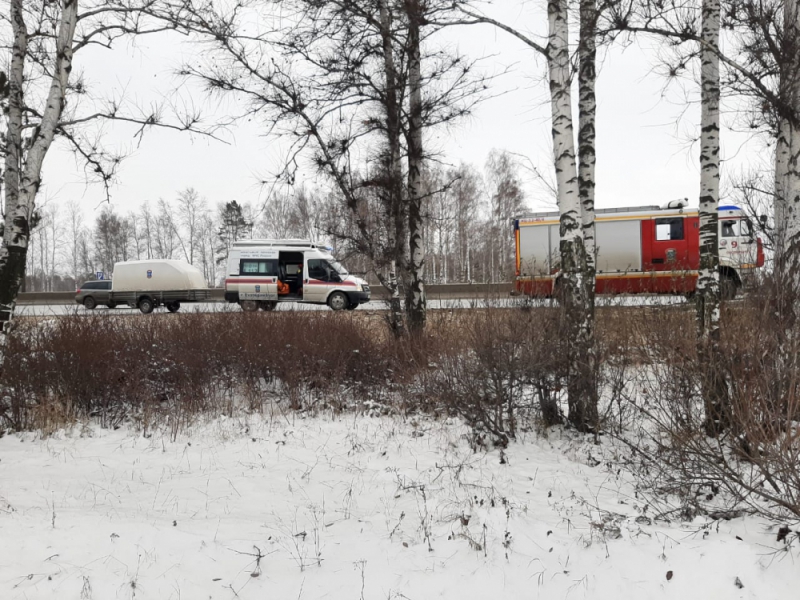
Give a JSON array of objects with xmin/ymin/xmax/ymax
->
[{"xmin": 38, "ymin": 1, "xmax": 768, "ymax": 220}]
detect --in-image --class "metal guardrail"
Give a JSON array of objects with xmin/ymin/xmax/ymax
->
[{"xmin": 18, "ymin": 283, "xmax": 514, "ymax": 305}]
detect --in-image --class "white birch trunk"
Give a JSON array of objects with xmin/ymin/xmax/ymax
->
[
  {"xmin": 783, "ymin": 1, "xmax": 800, "ymax": 282},
  {"xmin": 379, "ymin": 1, "xmax": 406, "ymax": 335},
  {"xmin": 548, "ymin": 0, "xmax": 596, "ymax": 430},
  {"xmin": 696, "ymin": 0, "xmax": 722, "ymax": 340},
  {"xmin": 548, "ymin": 0, "xmax": 582, "ymax": 270},
  {"xmin": 0, "ymin": 0, "xmax": 79, "ymax": 329},
  {"xmin": 697, "ymin": 0, "xmax": 730, "ymax": 436},
  {"xmin": 775, "ymin": 119, "xmax": 790, "ymax": 260},
  {"xmin": 578, "ymin": 0, "xmax": 597, "ymax": 296},
  {"xmin": 405, "ymin": 0, "xmax": 426, "ymax": 332}
]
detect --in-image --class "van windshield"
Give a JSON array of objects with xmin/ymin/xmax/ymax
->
[{"xmin": 329, "ymin": 259, "xmax": 348, "ymax": 276}]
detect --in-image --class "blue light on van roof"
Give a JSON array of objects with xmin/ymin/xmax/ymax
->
[{"xmin": 718, "ymin": 205, "xmax": 740, "ymax": 211}]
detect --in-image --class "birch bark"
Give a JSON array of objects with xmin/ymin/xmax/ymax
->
[
  {"xmin": 548, "ymin": 0, "xmax": 596, "ymax": 430},
  {"xmin": 379, "ymin": 1, "xmax": 406, "ymax": 335},
  {"xmin": 697, "ymin": 0, "xmax": 728, "ymax": 435},
  {"xmin": 578, "ymin": 0, "xmax": 597, "ymax": 292},
  {"xmin": 0, "ymin": 0, "xmax": 79, "ymax": 330},
  {"xmin": 783, "ymin": 0, "xmax": 800, "ymax": 283},
  {"xmin": 576, "ymin": 0, "xmax": 599, "ymax": 432},
  {"xmin": 405, "ymin": 0, "xmax": 427, "ymax": 333}
]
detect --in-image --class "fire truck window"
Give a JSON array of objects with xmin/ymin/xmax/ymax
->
[
  {"xmin": 655, "ymin": 218, "xmax": 684, "ymax": 241},
  {"xmin": 741, "ymin": 219, "xmax": 753, "ymax": 237},
  {"xmin": 721, "ymin": 220, "xmax": 739, "ymax": 237}
]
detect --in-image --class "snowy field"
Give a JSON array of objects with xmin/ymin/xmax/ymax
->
[
  {"xmin": 16, "ymin": 295, "xmax": 687, "ymax": 317},
  {"xmin": 1, "ymin": 415, "xmax": 796, "ymax": 599}
]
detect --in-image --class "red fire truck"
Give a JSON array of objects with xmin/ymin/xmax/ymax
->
[{"xmin": 514, "ymin": 202, "xmax": 765, "ymax": 299}]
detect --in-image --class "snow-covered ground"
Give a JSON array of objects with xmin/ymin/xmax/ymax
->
[
  {"xmin": 2, "ymin": 415, "xmax": 793, "ymax": 600},
  {"xmin": 16, "ymin": 295, "xmax": 686, "ymax": 317}
]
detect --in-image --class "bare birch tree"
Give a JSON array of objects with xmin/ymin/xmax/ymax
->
[
  {"xmin": 0, "ymin": 0, "xmax": 220, "ymax": 332},
  {"xmin": 455, "ymin": 2, "xmax": 600, "ymax": 430}
]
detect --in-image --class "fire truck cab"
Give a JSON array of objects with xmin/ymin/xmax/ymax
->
[
  {"xmin": 224, "ymin": 239, "xmax": 371, "ymax": 311},
  {"xmin": 514, "ymin": 202, "xmax": 764, "ymax": 299}
]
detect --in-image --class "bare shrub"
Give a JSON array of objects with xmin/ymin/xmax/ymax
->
[
  {"xmin": 420, "ymin": 306, "xmax": 569, "ymax": 445},
  {"xmin": 619, "ymin": 284, "xmax": 800, "ymax": 521}
]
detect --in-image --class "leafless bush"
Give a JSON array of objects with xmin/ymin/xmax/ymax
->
[
  {"xmin": 419, "ymin": 306, "xmax": 570, "ymax": 445},
  {"xmin": 618, "ymin": 284, "xmax": 800, "ymax": 521},
  {"xmin": 0, "ymin": 311, "xmax": 389, "ymax": 435}
]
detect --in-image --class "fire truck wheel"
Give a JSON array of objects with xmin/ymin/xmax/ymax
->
[
  {"xmin": 328, "ymin": 291, "xmax": 348, "ymax": 311},
  {"xmin": 240, "ymin": 300, "xmax": 259, "ymax": 312},
  {"xmin": 720, "ymin": 275, "xmax": 738, "ymax": 301},
  {"xmin": 551, "ymin": 278, "xmax": 566, "ymax": 305},
  {"xmin": 259, "ymin": 301, "xmax": 277, "ymax": 311}
]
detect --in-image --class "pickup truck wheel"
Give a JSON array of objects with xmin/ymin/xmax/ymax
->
[
  {"xmin": 240, "ymin": 300, "xmax": 258, "ymax": 312},
  {"xmin": 166, "ymin": 301, "xmax": 181, "ymax": 313},
  {"xmin": 138, "ymin": 297, "xmax": 155, "ymax": 314},
  {"xmin": 328, "ymin": 291, "xmax": 348, "ymax": 311},
  {"xmin": 259, "ymin": 301, "xmax": 277, "ymax": 311},
  {"xmin": 83, "ymin": 296, "xmax": 97, "ymax": 310}
]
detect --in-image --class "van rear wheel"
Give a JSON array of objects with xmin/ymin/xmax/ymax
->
[
  {"xmin": 259, "ymin": 301, "xmax": 277, "ymax": 311},
  {"xmin": 240, "ymin": 300, "xmax": 258, "ymax": 312},
  {"xmin": 328, "ymin": 291, "xmax": 348, "ymax": 311}
]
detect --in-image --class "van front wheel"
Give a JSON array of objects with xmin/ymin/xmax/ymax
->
[{"xmin": 328, "ymin": 291, "xmax": 348, "ymax": 311}]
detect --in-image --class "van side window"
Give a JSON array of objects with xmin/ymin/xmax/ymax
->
[
  {"xmin": 240, "ymin": 259, "xmax": 278, "ymax": 275},
  {"xmin": 655, "ymin": 218, "xmax": 684, "ymax": 241},
  {"xmin": 308, "ymin": 259, "xmax": 330, "ymax": 281}
]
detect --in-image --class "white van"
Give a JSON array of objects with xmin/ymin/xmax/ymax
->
[{"xmin": 224, "ymin": 239, "xmax": 371, "ymax": 311}]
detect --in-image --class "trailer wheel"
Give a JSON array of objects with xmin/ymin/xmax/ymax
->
[
  {"xmin": 166, "ymin": 301, "xmax": 181, "ymax": 313},
  {"xmin": 240, "ymin": 300, "xmax": 258, "ymax": 312},
  {"xmin": 259, "ymin": 301, "xmax": 277, "ymax": 311},
  {"xmin": 327, "ymin": 291, "xmax": 348, "ymax": 311},
  {"xmin": 83, "ymin": 296, "xmax": 97, "ymax": 310},
  {"xmin": 138, "ymin": 297, "xmax": 155, "ymax": 314}
]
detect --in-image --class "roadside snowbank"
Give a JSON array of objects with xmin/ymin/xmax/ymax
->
[{"xmin": 0, "ymin": 415, "xmax": 796, "ymax": 599}]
